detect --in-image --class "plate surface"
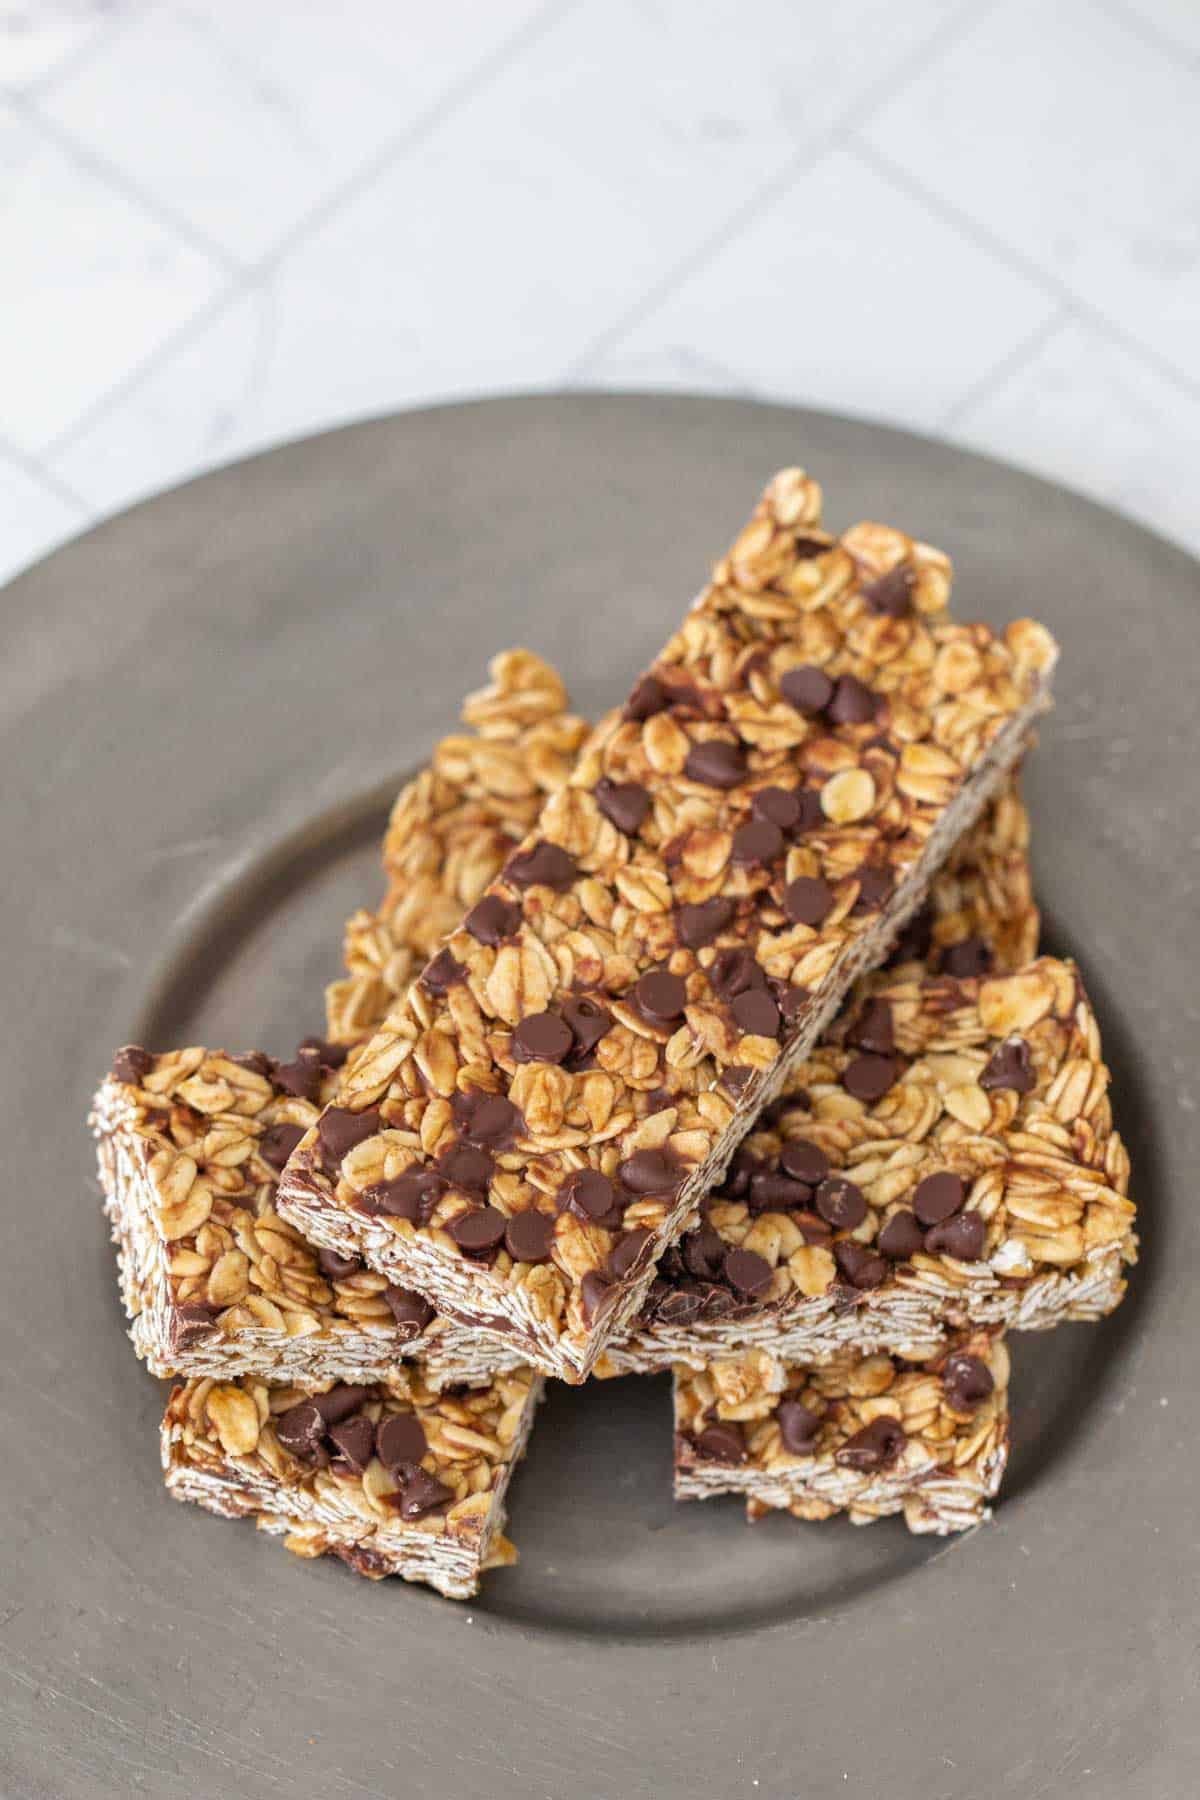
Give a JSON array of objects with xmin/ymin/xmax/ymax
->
[{"xmin": 2, "ymin": 395, "xmax": 1195, "ymax": 1798}]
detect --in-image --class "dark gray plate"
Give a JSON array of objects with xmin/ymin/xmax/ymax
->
[{"xmin": 2, "ymin": 396, "xmax": 1195, "ymax": 1799}]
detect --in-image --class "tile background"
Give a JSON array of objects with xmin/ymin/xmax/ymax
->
[{"xmin": 2, "ymin": 0, "xmax": 1197, "ymax": 585}]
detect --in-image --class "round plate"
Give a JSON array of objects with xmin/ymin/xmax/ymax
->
[{"xmin": 3, "ymin": 396, "xmax": 1195, "ymax": 1798}]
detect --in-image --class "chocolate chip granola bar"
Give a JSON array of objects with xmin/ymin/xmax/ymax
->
[{"xmin": 278, "ymin": 469, "xmax": 1058, "ymax": 1381}]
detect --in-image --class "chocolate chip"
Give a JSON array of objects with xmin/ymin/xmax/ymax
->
[
  {"xmin": 683, "ymin": 1225, "xmax": 726, "ymax": 1280},
  {"xmin": 749, "ymin": 1171, "xmax": 812, "ymax": 1213},
  {"xmin": 595, "ymin": 777, "xmax": 651, "ymax": 836},
  {"xmin": 913, "ymin": 1171, "xmax": 966, "ymax": 1226},
  {"xmin": 677, "ymin": 897, "xmax": 737, "ymax": 949},
  {"xmin": 511, "ymin": 1011, "xmax": 573, "ymax": 1064},
  {"xmin": 979, "ymin": 1037, "xmax": 1036, "ymax": 1094},
  {"xmin": 826, "ymin": 674, "xmax": 878, "ymax": 726},
  {"xmin": 878, "ymin": 1209, "xmax": 924, "ymax": 1259},
  {"xmin": 298, "ymin": 1035, "xmax": 349, "ymax": 1070},
  {"xmin": 794, "ymin": 534, "xmax": 831, "ymax": 559},
  {"xmin": 580, "ymin": 1269, "xmax": 613, "ymax": 1324},
  {"xmin": 561, "ymin": 995, "xmax": 613, "ymax": 1057},
  {"xmin": 941, "ymin": 936, "xmax": 993, "ymax": 979},
  {"xmin": 464, "ymin": 894, "xmax": 523, "ymax": 946},
  {"xmin": 171, "ymin": 1302, "xmax": 217, "ymax": 1347},
  {"xmin": 619, "ymin": 1147, "xmax": 682, "ymax": 1195},
  {"xmin": 724, "ymin": 1247, "xmax": 773, "ymax": 1297},
  {"xmin": 849, "ymin": 998, "xmax": 894, "ymax": 1056},
  {"xmin": 376, "ymin": 1412, "xmax": 427, "ymax": 1474},
  {"xmin": 791, "ymin": 789, "xmax": 826, "ymax": 835},
  {"xmin": 784, "ymin": 876, "xmax": 835, "ymax": 927},
  {"xmin": 438, "ymin": 1143, "xmax": 493, "ymax": 1192},
  {"xmin": 384, "ymin": 1285, "xmax": 435, "ymax": 1333},
  {"xmin": 842, "ymin": 1054, "xmax": 899, "ymax": 1102},
  {"xmin": 449, "ymin": 1206, "xmax": 507, "ymax": 1253},
  {"xmin": 456, "ymin": 1092, "xmax": 520, "ymax": 1144},
  {"xmin": 892, "ymin": 906, "xmax": 934, "ymax": 964},
  {"xmin": 559, "ymin": 1168, "xmax": 619, "ymax": 1222},
  {"xmin": 780, "ymin": 1138, "xmax": 829, "ymax": 1186},
  {"xmin": 314, "ymin": 1385, "xmax": 372, "ymax": 1427},
  {"xmin": 624, "ymin": 674, "xmax": 668, "ymax": 721},
  {"xmin": 852, "ymin": 867, "xmax": 892, "ymax": 914},
  {"xmin": 925, "ymin": 1210, "xmax": 986, "ymax": 1261},
  {"xmin": 270, "ymin": 1051, "xmax": 321, "ymax": 1102},
  {"xmin": 942, "ymin": 1352, "xmax": 996, "ymax": 1412},
  {"xmin": 708, "ymin": 946, "xmax": 765, "ymax": 999},
  {"xmin": 421, "ymin": 947, "xmax": 466, "ymax": 995},
  {"xmin": 834, "ymin": 1240, "xmax": 888, "ymax": 1289},
  {"xmin": 327, "ymin": 1414, "xmax": 375, "ymax": 1473},
  {"xmin": 780, "ymin": 664, "xmax": 833, "ymax": 715},
  {"xmin": 399, "ymin": 1469, "xmax": 454, "ymax": 1520},
  {"xmin": 861, "ymin": 562, "xmax": 913, "ymax": 618},
  {"xmin": 752, "ymin": 786, "xmax": 803, "ymax": 832},
  {"xmin": 731, "ymin": 988, "xmax": 781, "ymax": 1039},
  {"xmin": 111, "ymin": 1045, "xmax": 155, "ymax": 1086},
  {"xmin": 259, "ymin": 1121, "xmax": 306, "ymax": 1171},
  {"xmin": 778, "ymin": 1399, "xmax": 821, "ymax": 1454},
  {"xmin": 275, "ymin": 1399, "xmax": 325, "ymax": 1463},
  {"xmin": 683, "ymin": 738, "xmax": 747, "ymax": 788},
  {"xmin": 504, "ymin": 1208, "xmax": 555, "ymax": 1263},
  {"xmin": 232, "ymin": 1050, "xmax": 276, "ymax": 1077},
  {"xmin": 607, "ymin": 1226, "xmax": 653, "ymax": 1282},
  {"xmin": 656, "ymin": 1287, "xmax": 703, "ymax": 1325},
  {"xmin": 634, "ymin": 968, "xmax": 688, "ymax": 1026},
  {"xmin": 721, "ymin": 1065, "xmax": 756, "ymax": 1099},
  {"xmin": 694, "ymin": 1422, "xmax": 745, "ymax": 1464},
  {"xmin": 316, "ymin": 1107, "xmax": 381, "ymax": 1176},
  {"xmin": 359, "ymin": 1170, "xmax": 441, "ymax": 1221},
  {"xmin": 835, "ymin": 1416, "xmax": 906, "ymax": 1472},
  {"xmin": 815, "ymin": 1175, "xmax": 867, "ymax": 1231},
  {"xmin": 731, "ymin": 818, "xmax": 784, "ymax": 866},
  {"xmin": 505, "ymin": 841, "xmax": 576, "ymax": 890}
]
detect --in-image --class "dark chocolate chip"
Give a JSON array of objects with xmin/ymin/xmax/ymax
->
[
  {"xmin": 595, "ymin": 777, "xmax": 651, "ymax": 836},
  {"xmin": 778, "ymin": 1399, "xmax": 821, "ymax": 1454},
  {"xmin": 752, "ymin": 786, "xmax": 803, "ymax": 832},
  {"xmin": 795, "ymin": 1210, "xmax": 834, "ymax": 1245},
  {"xmin": 731, "ymin": 987, "xmax": 781, "ymax": 1039},
  {"xmin": 399, "ymin": 1469, "xmax": 454, "ymax": 1520},
  {"xmin": 327, "ymin": 1414, "xmax": 375, "ymax": 1473},
  {"xmin": 607, "ymin": 1226, "xmax": 653, "ymax": 1282},
  {"xmin": 619, "ymin": 1147, "xmax": 682, "ymax": 1195},
  {"xmin": 421, "ymin": 947, "xmax": 466, "ymax": 995},
  {"xmin": 275, "ymin": 1399, "xmax": 325, "ymax": 1463},
  {"xmin": 314, "ymin": 1385, "xmax": 372, "ymax": 1427},
  {"xmin": 731, "ymin": 818, "xmax": 784, "ymax": 866},
  {"xmin": 232, "ymin": 1050, "xmax": 276, "ymax": 1077},
  {"xmin": 834, "ymin": 1240, "xmax": 888, "ymax": 1290},
  {"xmin": 676, "ymin": 897, "xmax": 737, "ymax": 950},
  {"xmin": 316, "ymin": 1107, "xmax": 381, "ymax": 1176},
  {"xmin": 683, "ymin": 738, "xmax": 747, "ymax": 789},
  {"xmin": 683, "ymin": 1224, "xmax": 726, "ymax": 1281},
  {"xmin": 979, "ymin": 1037, "xmax": 1036, "ymax": 1094},
  {"xmin": 634, "ymin": 968, "xmax": 688, "ymax": 1026},
  {"xmin": 892, "ymin": 906, "xmax": 934, "ymax": 965},
  {"xmin": 656, "ymin": 1287, "xmax": 703, "ymax": 1325},
  {"xmin": 272, "ymin": 1051, "xmax": 321, "ymax": 1098},
  {"xmin": 791, "ymin": 788, "xmax": 826, "ymax": 835},
  {"xmin": 559, "ymin": 1168, "xmax": 619, "ymax": 1222},
  {"xmin": 724, "ymin": 1146, "xmax": 761, "ymax": 1198},
  {"xmin": 457, "ymin": 1092, "xmax": 520, "ymax": 1144},
  {"xmin": 784, "ymin": 876, "xmax": 835, "ymax": 927},
  {"xmin": 464, "ymin": 894, "xmax": 523, "ymax": 946},
  {"xmin": 438, "ymin": 1142, "xmax": 494, "ymax": 1192},
  {"xmin": 942, "ymin": 1351, "xmax": 996, "ymax": 1412},
  {"xmin": 511, "ymin": 1011, "xmax": 573, "ymax": 1065},
  {"xmin": 580, "ymin": 1269, "xmax": 613, "ymax": 1324},
  {"xmin": 878, "ymin": 1209, "xmax": 924, "ymax": 1259},
  {"xmin": 780, "ymin": 1138, "xmax": 829, "ymax": 1186},
  {"xmin": 449, "ymin": 1206, "xmax": 507, "ymax": 1253},
  {"xmin": 849, "ymin": 998, "xmax": 894, "ymax": 1056},
  {"xmin": 941, "ymin": 936, "xmax": 993, "ymax": 979},
  {"xmin": 504, "ymin": 1208, "xmax": 555, "ymax": 1264},
  {"xmin": 111, "ymin": 1045, "xmax": 155, "ymax": 1086},
  {"xmin": 793, "ymin": 534, "xmax": 831, "ymax": 559},
  {"xmin": 505, "ymin": 841, "xmax": 576, "ymax": 890},
  {"xmin": 749, "ymin": 1171, "xmax": 812, "ymax": 1213},
  {"xmin": 172, "ymin": 1302, "xmax": 217, "ymax": 1346},
  {"xmin": 624, "ymin": 674, "xmax": 668, "ymax": 721},
  {"xmin": 298, "ymin": 1035, "xmax": 349, "ymax": 1070},
  {"xmin": 852, "ymin": 866, "xmax": 893, "ymax": 914},
  {"xmin": 843, "ymin": 1054, "xmax": 899, "ymax": 1102},
  {"xmin": 359, "ymin": 1170, "xmax": 441, "ymax": 1222},
  {"xmin": 708, "ymin": 946, "xmax": 766, "ymax": 999},
  {"xmin": 826, "ymin": 674, "xmax": 878, "ymax": 726},
  {"xmin": 925, "ymin": 1210, "xmax": 986, "ymax": 1261},
  {"xmin": 835, "ymin": 1416, "xmax": 906, "ymax": 1472},
  {"xmin": 561, "ymin": 995, "xmax": 613, "ymax": 1054},
  {"xmin": 384, "ymin": 1285, "xmax": 435, "ymax": 1333},
  {"xmin": 721, "ymin": 1065, "xmax": 756, "ymax": 1099},
  {"xmin": 780, "ymin": 664, "xmax": 834, "ymax": 715},
  {"xmin": 815, "ymin": 1175, "xmax": 867, "ymax": 1231},
  {"xmin": 376, "ymin": 1412, "xmax": 427, "ymax": 1474},
  {"xmin": 259, "ymin": 1122, "xmax": 306, "ymax": 1172},
  {"xmin": 861, "ymin": 562, "xmax": 913, "ymax": 618},
  {"xmin": 694, "ymin": 1422, "xmax": 745, "ymax": 1464},
  {"xmin": 724, "ymin": 1247, "xmax": 773, "ymax": 1297},
  {"xmin": 913, "ymin": 1170, "xmax": 966, "ymax": 1226}
]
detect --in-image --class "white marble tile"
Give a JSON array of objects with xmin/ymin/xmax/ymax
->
[
  {"xmin": 0, "ymin": 1, "xmax": 141, "ymax": 92},
  {"xmin": 1109, "ymin": 0, "xmax": 1200, "ymax": 60},
  {"xmin": 0, "ymin": 100, "xmax": 224, "ymax": 452},
  {"xmin": 37, "ymin": 0, "xmax": 555, "ymax": 263},
  {"xmin": 580, "ymin": 147, "xmax": 1057, "ymax": 429},
  {"xmin": 947, "ymin": 315, "xmax": 1200, "ymax": 557},
  {"xmin": 861, "ymin": 0, "xmax": 1200, "ymax": 382},
  {"xmin": 0, "ymin": 451, "xmax": 87, "ymax": 584}
]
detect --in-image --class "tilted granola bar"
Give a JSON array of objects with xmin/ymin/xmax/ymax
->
[
  {"xmin": 674, "ymin": 1330, "xmax": 1009, "ymax": 1534},
  {"xmin": 162, "ymin": 1366, "xmax": 540, "ymax": 1598},
  {"xmin": 278, "ymin": 468, "xmax": 1059, "ymax": 1382}
]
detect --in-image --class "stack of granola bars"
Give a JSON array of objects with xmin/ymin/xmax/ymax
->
[{"xmin": 92, "ymin": 469, "xmax": 1137, "ymax": 1599}]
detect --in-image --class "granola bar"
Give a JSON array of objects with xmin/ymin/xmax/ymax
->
[
  {"xmin": 673, "ymin": 1330, "xmax": 1009, "ymax": 1534},
  {"xmin": 278, "ymin": 468, "xmax": 1059, "ymax": 1382},
  {"xmin": 604, "ymin": 956, "xmax": 1135, "ymax": 1373},
  {"xmin": 162, "ymin": 1365, "xmax": 540, "ymax": 1598}
]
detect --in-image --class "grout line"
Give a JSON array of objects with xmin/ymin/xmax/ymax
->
[
  {"xmin": 4, "ymin": 0, "xmax": 165, "ymax": 101},
  {"xmin": 0, "ymin": 433, "xmax": 91, "ymax": 513},
  {"xmin": 565, "ymin": 0, "xmax": 999, "ymax": 379},
  {"xmin": 938, "ymin": 306, "xmax": 1074, "ymax": 430},
  {"xmin": 1097, "ymin": 0, "xmax": 1200, "ymax": 71},
  {"xmin": 849, "ymin": 135, "xmax": 1200, "ymax": 407}
]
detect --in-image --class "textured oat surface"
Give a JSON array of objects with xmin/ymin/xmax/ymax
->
[
  {"xmin": 279, "ymin": 468, "xmax": 1057, "ymax": 1381},
  {"xmin": 674, "ymin": 1329, "xmax": 1009, "ymax": 1534},
  {"xmin": 162, "ymin": 1367, "xmax": 540, "ymax": 1598}
]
